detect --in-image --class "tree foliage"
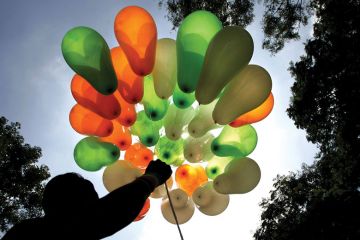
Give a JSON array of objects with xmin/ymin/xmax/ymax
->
[{"xmin": 0, "ymin": 116, "xmax": 50, "ymax": 233}]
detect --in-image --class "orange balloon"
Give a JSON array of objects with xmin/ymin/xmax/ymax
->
[
  {"xmin": 230, "ymin": 92, "xmax": 274, "ymax": 127},
  {"xmin": 114, "ymin": 90, "xmax": 137, "ymax": 127},
  {"xmin": 100, "ymin": 121, "xmax": 132, "ymax": 150},
  {"xmin": 125, "ymin": 143, "xmax": 153, "ymax": 169},
  {"xmin": 69, "ymin": 104, "xmax": 113, "ymax": 137},
  {"xmin": 114, "ymin": 6, "xmax": 157, "ymax": 76},
  {"xmin": 134, "ymin": 198, "xmax": 150, "ymax": 221},
  {"xmin": 175, "ymin": 164, "xmax": 208, "ymax": 196},
  {"xmin": 111, "ymin": 47, "xmax": 144, "ymax": 104},
  {"xmin": 71, "ymin": 74, "xmax": 121, "ymax": 120}
]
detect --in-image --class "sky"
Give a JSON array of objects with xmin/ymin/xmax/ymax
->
[{"xmin": 0, "ymin": 0, "xmax": 318, "ymax": 239}]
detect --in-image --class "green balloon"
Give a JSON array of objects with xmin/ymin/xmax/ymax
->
[
  {"xmin": 155, "ymin": 136, "xmax": 184, "ymax": 166},
  {"xmin": 173, "ymin": 83, "xmax": 196, "ymax": 109},
  {"xmin": 164, "ymin": 104, "xmax": 195, "ymax": 140},
  {"xmin": 183, "ymin": 133, "xmax": 214, "ymax": 163},
  {"xmin": 211, "ymin": 125, "xmax": 257, "ymax": 158},
  {"xmin": 188, "ymin": 100, "xmax": 220, "ymax": 138},
  {"xmin": 196, "ymin": 26, "xmax": 254, "ymax": 104},
  {"xmin": 206, "ymin": 156, "xmax": 233, "ymax": 180},
  {"xmin": 142, "ymin": 75, "xmax": 169, "ymax": 121},
  {"xmin": 153, "ymin": 38, "xmax": 177, "ymax": 99},
  {"xmin": 74, "ymin": 137, "xmax": 119, "ymax": 171},
  {"xmin": 62, "ymin": 26, "xmax": 117, "ymax": 95},
  {"xmin": 177, "ymin": 10, "xmax": 222, "ymax": 93},
  {"xmin": 131, "ymin": 110, "xmax": 162, "ymax": 147}
]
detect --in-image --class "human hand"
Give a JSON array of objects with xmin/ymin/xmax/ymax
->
[{"xmin": 145, "ymin": 160, "xmax": 172, "ymax": 186}]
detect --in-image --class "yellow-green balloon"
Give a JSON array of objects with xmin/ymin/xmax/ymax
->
[
  {"xmin": 164, "ymin": 104, "xmax": 195, "ymax": 140},
  {"xmin": 213, "ymin": 65, "xmax": 272, "ymax": 124},
  {"xmin": 183, "ymin": 133, "xmax": 214, "ymax": 163},
  {"xmin": 196, "ymin": 26, "xmax": 254, "ymax": 104},
  {"xmin": 211, "ymin": 125, "xmax": 257, "ymax": 158},
  {"xmin": 177, "ymin": 10, "xmax": 222, "ymax": 93},
  {"xmin": 73, "ymin": 137, "xmax": 119, "ymax": 171},
  {"xmin": 173, "ymin": 83, "xmax": 196, "ymax": 109},
  {"xmin": 153, "ymin": 38, "xmax": 177, "ymax": 99},
  {"xmin": 188, "ymin": 100, "xmax": 220, "ymax": 138},
  {"xmin": 214, "ymin": 157, "xmax": 261, "ymax": 194},
  {"xmin": 131, "ymin": 110, "xmax": 162, "ymax": 147},
  {"xmin": 62, "ymin": 26, "xmax": 117, "ymax": 95},
  {"xmin": 155, "ymin": 136, "xmax": 184, "ymax": 166},
  {"xmin": 206, "ymin": 156, "xmax": 234, "ymax": 180},
  {"xmin": 142, "ymin": 75, "xmax": 169, "ymax": 121}
]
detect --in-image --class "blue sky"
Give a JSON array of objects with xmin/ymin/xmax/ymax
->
[{"xmin": 0, "ymin": 0, "xmax": 318, "ymax": 239}]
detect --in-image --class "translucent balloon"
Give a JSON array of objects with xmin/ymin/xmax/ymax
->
[
  {"xmin": 205, "ymin": 156, "xmax": 234, "ymax": 180},
  {"xmin": 111, "ymin": 47, "xmax": 144, "ymax": 104},
  {"xmin": 62, "ymin": 26, "xmax": 117, "ymax": 95},
  {"xmin": 196, "ymin": 26, "xmax": 254, "ymax": 104},
  {"xmin": 177, "ymin": 10, "xmax": 222, "ymax": 93},
  {"xmin": 142, "ymin": 75, "xmax": 169, "ymax": 121},
  {"xmin": 164, "ymin": 104, "xmax": 195, "ymax": 140},
  {"xmin": 213, "ymin": 65, "xmax": 272, "ymax": 125},
  {"xmin": 131, "ymin": 110, "xmax": 162, "ymax": 147},
  {"xmin": 155, "ymin": 137, "xmax": 184, "ymax": 166},
  {"xmin": 188, "ymin": 100, "xmax": 220, "ymax": 138},
  {"xmin": 172, "ymin": 83, "xmax": 195, "ymax": 109},
  {"xmin": 211, "ymin": 125, "xmax": 257, "ymax": 158},
  {"xmin": 71, "ymin": 74, "xmax": 120, "ymax": 120},
  {"xmin": 161, "ymin": 188, "xmax": 195, "ymax": 224},
  {"xmin": 134, "ymin": 198, "xmax": 150, "ymax": 221},
  {"xmin": 103, "ymin": 160, "xmax": 142, "ymax": 192},
  {"xmin": 183, "ymin": 133, "xmax": 214, "ymax": 163},
  {"xmin": 114, "ymin": 6, "xmax": 157, "ymax": 76},
  {"xmin": 214, "ymin": 157, "xmax": 261, "ymax": 194},
  {"xmin": 125, "ymin": 143, "xmax": 153, "ymax": 169},
  {"xmin": 153, "ymin": 38, "xmax": 177, "ymax": 99},
  {"xmin": 74, "ymin": 137, "xmax": 119, "ymax": 171},
  {"xmin": 113, "ymin": 91, "xmax": 137, "ymax": 127},
  {"xmin": 69, "ymin": 104, "xmax": 113, "ymax": 137},
  {"xmin": 151, "ymin": 177, "xmax": 173, "ymax": 199},
  {"xmin": 175, "ymin": 164, "xmax": 208, "ymax": 196},
  {"xmin": 192, "ymin": 182, "xmax": 229, "ymax": 216},
  {"xmin": 100, "ymin": 121, "xmax": 132, "ymax": 150}
]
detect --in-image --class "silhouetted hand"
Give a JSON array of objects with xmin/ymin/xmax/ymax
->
[{"xmin": 145, "ymin": 160, "xmax": 172, "ymax": 186}]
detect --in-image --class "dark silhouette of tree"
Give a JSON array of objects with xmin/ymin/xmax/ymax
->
[
  {"xmin": 0, "ymin": 116, "xmax": 50, "ymax": 233},
  {"xmin": 255, "ymin": 1, "xmax": 360, "ymax": 239}
]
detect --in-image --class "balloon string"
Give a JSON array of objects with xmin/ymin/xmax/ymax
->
[{"xmin": 165, "ymin": 182, "xmax": 184, "ymax": 240}]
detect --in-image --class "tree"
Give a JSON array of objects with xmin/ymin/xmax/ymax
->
[{"xmin": 0, "ymin": 116, "xmax": 50, "ymax": 233}]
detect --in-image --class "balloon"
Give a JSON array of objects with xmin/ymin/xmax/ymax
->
[
  {"xmin": 172, "ymin": 83, "xmax": 195, "ymax": 109},
  {"xmin": 142, "ymin": 75, "xmax": 169, "ymax": 121},
  {"xmin": 151, "ymin": 177, "xmax": 173, "ymax": 199},
  {"xmin": 155, "ymin": 137, "xmax": 184, "ymax": 166},
  {"xmin": 114, "ymin": 6, "xmax": 157, "ymax": 76},
  {"xmin": 188, "ymin": 100, "xmax": 220, "ymax": 138},
  {"xmin": 131, "ymin": 110, "xmax": 162, "ymax": 147},
  {"xmin": 211, "ymin": 125, "xmax": 257, "ymax": 158},
  {"xmin": 153, "ymin": 38, "xmax": 177, "ymax": 99},
  {"xmin": 192, "ymin": 182, "xmax": 229, "ymax": 216},
  {"xmin": 103, "ymin": 160, "xmax": 142, "ymax": 192},
  {"xmin": 213, "ymin": 65, "xmax": 273, "ymax": 125},
  {"xmin": 196, "ymin": 26, "xmax": 254, "ymax": 104},
  {"xmin": 161, "ymin": 188, "xmax": 195, "ymax": 224},
  {"xmin": 183, "ymin": 133, "xmax": 214, "ymax": 163},
  {"xmin": 134, "ymin": 198, "xmax": 150, "ymax": 221},
  {"xmin": 74, "ymin": 137, "xmax": 119, "ymax": 171},
  {"xmin": 71, "ymin": 74, "xmax": 120, "ymax": 120},
  {"xmin": 62, "ymin": 26, "xmax": 117, "ymax": 95},
  {"xmin": 125, "ymin": 143, "xmax": 153, "ymax": 169},
  {"xmin": 205, "ymin": 156, "xmax": 234, "ymax": 180},
  {"xmin": 175, "ymin": 164, "xmax": 208, "ymax": 196},
  {"xmin": 100, "ymin": 121, "xmax": 132, "ymax": 150},
  {"xmin": 164, "ymin": 104, "xmax": 195, "ymax": 140},
  {"xmin": 69, "ymin": 104, "xmax": 113, "ymax": 137},
  {"xmin": 177, "ymin": 10, "xmax": 222, "ymax": 93},
  {"xmin": 214, "ymin": 157, "xmax": 261, "ymax": 194},
  {"xmin": 113, "ymin": 91, "xmax": 137, "ymax": 127},
  {"xmin": 111, "ymin": 47, "xmax": 144, "ymax": 104}
]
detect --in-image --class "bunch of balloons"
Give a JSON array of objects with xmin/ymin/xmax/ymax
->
[{"xmin": 62, "ymin": 6, "xmax": 274, "ymax": 224}]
